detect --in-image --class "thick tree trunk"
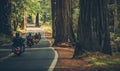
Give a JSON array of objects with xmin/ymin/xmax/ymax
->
[
  {"xmin": 98, "ymin": 0, "xmax": 112, "ymax": 55},
  {"xmin": 0, "ymin": 0, "xmax": 12, "ymax": 36},
  {"xmin": 114, "ymin": 0, "xmax": 118, "ymax": 32},
  {"xmin": 54, "ymin": 0, "xmax": 73, "ymax": 45},
  {"xmin": 23, "ymin": 11, "xmax": 27, "ymax": 30},
  {"xmin": 54, "ymin": 0, "xmax": 64, "ymax": 45},
  {"xmin": 68, "ymin": 0, "xmax": 76, "ymax": 45},
  {"xmin": 73, "ymin": 0, "xmax": 112, "ymax": 57}
]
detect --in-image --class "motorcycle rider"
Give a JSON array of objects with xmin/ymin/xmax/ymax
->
[
  {"xmin": 33, "ymin": 33, "xmax": 39, "ymax": 44},
  {"xmin": 38, "ymin": 32, "xmax": 41, "ymax": 40},
  {"xmin": 34, "ymin": 33, "xmax": 39, "ymax": 39},
  {"xmin": 26, "ymin": 33, "xmax": 34, "ymax": 45},
  {"xmin": 12, "ymin": 32, "xmax": 25, "ymax": 52}
]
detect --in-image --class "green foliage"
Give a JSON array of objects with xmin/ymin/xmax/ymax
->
[
  {"xmin": 88, "ymin": 55, "xmax": 120, "ymax": 71},
  {"xmin": 110, "ymin": 32, "xmax": 120, "ymax": 53},
  {"xmin": 39, "ymin": 0, "xmax": 52, "ymax": 23},
  {"xmin": 88, "ymin": 56, "xmax": 120, "ymax": 71},
  {"xmin": 0, "ymin": 35, "xmax": 11, "ymax": 45},
  {"xmin": 26, "ymin": 0, "xmax": 41, "ymax": 14},
  {"xmin": 26, "ymin": 0, "xmax": 52, "ymax": 23},
  {"xmin": 11, "ymin": 0, "xmax": 52, "ymax": 31},
  {"xmin": 106, "ymin": 1, "xmax": 120, "ymax": 55},
  {"xmin": 108, "ymin": 0, "xmax": 120, "ymax": 33},
  {"xmin": 11, "ymin": 0, "xmax": 27, "ymax": 31},
  {"xmin": 27, "ymin": 15, "xmax": 33, "ymax": 24},
  {"xmin": 90, "ymin": 56, "xmax": 120, "ymax": 66},
  {"xmin": 72, "ymin": 0, "xmax": 79, "ymax": 32}
]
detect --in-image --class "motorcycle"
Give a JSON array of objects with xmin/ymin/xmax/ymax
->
[
  {"xmin": 33, "ymin": 38, "xmax": 39, "ymax": 44},
  {"xmin": 13, "ymin": 46, "xmax": 25, "ymax": 56},
  {"xmin": 27, "ymin": 39, "xmax": 34, "ymax": 47}
]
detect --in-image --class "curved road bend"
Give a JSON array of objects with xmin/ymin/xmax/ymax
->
[{"xmin": 0, "ymin": 27, "xmax": 58, "ymax": 71}]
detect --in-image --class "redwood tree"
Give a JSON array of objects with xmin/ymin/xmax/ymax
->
[
  {"xmin": 73, "ymin": 0, "xmax": 112, "ymax": 57},
  {"xmin": 53, "ymin": 0, "xmax": 75, "ymax": 45}
]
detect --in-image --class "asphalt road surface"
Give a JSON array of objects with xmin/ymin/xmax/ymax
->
[{"xmin": 0, "ymin": 26, "xmax": 58, "ymax": 71}]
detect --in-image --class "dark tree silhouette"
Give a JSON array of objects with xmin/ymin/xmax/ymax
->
[
  {"xmin": 0, "ymin": 0, "xmax": 12, "ymax": 36},
  {"xmin": 51, "ymin": 0, "xmax": 56, "ymax": 38},
  {"xmin": 53, "ymin": 0, "xmax": 75, "ymax": 46},
  {"xmin": 35, "ymin": 13, "xmax": 39, "ymax": 27},
  {"xmin": 73, "ymin": 0, "xmax": 112, "ymax": 57}
]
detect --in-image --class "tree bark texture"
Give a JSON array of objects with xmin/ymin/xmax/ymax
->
[
  {"xmin": 113, "ymin": 0, "xmax": 118, "ymax": 32},
  {"xmin": 74, "ymin": 0, "xmax": 112, "ymax": 57},
  {"xmin": 51, "ymin": 0, "xmax": 56, "ymax": 38},
  {"xmin": 54, "ymin": 0, "xmax": 74, "ymax": 45}
]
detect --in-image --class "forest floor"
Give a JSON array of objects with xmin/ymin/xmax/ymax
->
[
  {"xmin": 52, "ymin": 46, "xmax": 120, "ymax": 71},
  {"xmin": 53, "ymin": 46, "xmax": 92, "ymax": 71},
  {"xmin": 45, "ymin": 32, "xmax": 120, "ymax": 71}
]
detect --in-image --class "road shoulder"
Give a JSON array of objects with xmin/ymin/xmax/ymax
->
[{"xmin": 53, "ymin": 47, "xmax": 91, "ymax": 71}]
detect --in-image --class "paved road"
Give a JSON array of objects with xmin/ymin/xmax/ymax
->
[
  {"xmin": 0, "ymin": 26, "xmax": 58, "ymax": 71},
  {"xmin": 0, "ymin": 48, "xmax": 56, "ymax": 71}
]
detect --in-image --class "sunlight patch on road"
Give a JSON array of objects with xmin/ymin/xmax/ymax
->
[{"xmin": 0, "ymin": 53, "xmax": 14, "ymax": 62}]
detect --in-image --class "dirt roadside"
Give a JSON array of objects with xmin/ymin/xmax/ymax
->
[
  {"xmin": 53, "ymin": 47, "xmax": 92, "ymax": 71},
  {"xmin": 45, "ymin": 32, "xmax": 92, "ymax": 71},
  {"xmin": 45, "ymin": 32, "xmax": 120, "ymax": 71}
]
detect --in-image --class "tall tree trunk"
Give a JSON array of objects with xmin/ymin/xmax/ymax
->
[
  {"xmin": 0, "ymin": 0, "xmax": 12, "ymax": 36},
  {"xmin": 51, "ymin": 0, "xmax": 56, "ymax": 38},
  {"xmin": 35, "ymin": 13, "xmax": 39, "ymax": 27},
  {"xmin": 54, "ymin": 0, "xmax": 73, "ymax": 45},
  {"xmin": 73, "ymin": 0, "xmax": 93, "ymax": 57},
  {"xmin": 114, "ymin": 0, "xmax": 118, "ymax": 32},
  {"xmin": 23, "ymin": 11, "xmax": 27, "ymax": 30},
  {"xmin": 98, "ymin": 0, "xmax": 112, "ymax": 55},
  {"xmin": 54, "ymin": 0, "xmax": 65, "ymax": 45},
  {"xmin": 73, "ymin": 0, "xmax": 112, "ymax": 58},
  {"xmin": 68, "ymin": 0, "xmax": 76, "ymax": 45}
]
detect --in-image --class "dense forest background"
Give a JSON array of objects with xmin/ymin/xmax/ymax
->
[{"xmin": 0, "ymin": 0, "xmax": 120, "ymax": 57}]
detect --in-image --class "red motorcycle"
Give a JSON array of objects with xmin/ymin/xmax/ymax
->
[{"xmin": 13, "ymin": 46, "xmax": 24, "ymax": 56}]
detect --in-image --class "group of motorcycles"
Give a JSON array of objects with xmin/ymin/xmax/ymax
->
[
  {"xmin": 27, "ymin": 35, "xmax": 41, "ymax": 47},
  {"xmin": 12, "ymin": 33, "xmax": 41, "ymax": 56}
]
